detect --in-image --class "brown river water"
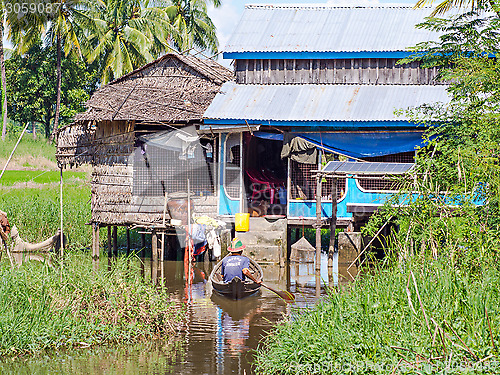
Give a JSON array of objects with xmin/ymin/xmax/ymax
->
[{"xmin": 0, "ymin": 254, "xmax": 338, "ymax": 375}]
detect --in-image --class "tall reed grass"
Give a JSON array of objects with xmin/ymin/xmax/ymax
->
[
  {"xmin": 254, "ymin": 261, "xmax": 500, "ymax": 374},
  {"xmin": 0, "ymin": 183, "xmax": 91, "ymax": 249},
  {"xmin": 0, "ymin": 253, "xmax": 182, "ymax": 356}
]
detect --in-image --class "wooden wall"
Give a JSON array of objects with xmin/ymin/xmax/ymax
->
[
  {"xmin": 235, "ymin": 59, "xmax": 442, "ymax": 85},
  {"xmin": 91, "ymin": 120, "xmax": 217, "ymax": 226}
]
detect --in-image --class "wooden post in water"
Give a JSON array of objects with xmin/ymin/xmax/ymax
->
[
  {"xmin": 315, "ymin": 175, "xmax": 322, "ymax": 271},
  {"xmin": 152, "ymin": 230, "xmax": 158, "ymax": 262},
  {"xmin": 126, "ymin": 228, "xmax": 131, "ymax": 256},
  {"xmin": 107, "ymin": 226, "xmax": 112, "ymax": 257},
  {"xmin": 92, "ymin": 223, "xmax": 100, "ymax": 259},
  {"xmin": 112, "ymin": 226, "xmax": 118, "ymax": 256},
  {"xmin": 140, "ymin": 232, "xmax": 146, "ymax": 257},
  {"xmin": 161, "ymin": 192, "xmax": 167, "ymax": 262},
  {"xmin": 329, "ymin": 178, "xmax": 338, "ymax": 269}
]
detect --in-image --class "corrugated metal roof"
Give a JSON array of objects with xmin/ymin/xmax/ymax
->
[
  {"xmin": 204, "ymin": 82, "xmax": 450, "ymax": 122},
  {"xmin": 225, "ymin": 5, "xmax": 446, "ymax": 53}
]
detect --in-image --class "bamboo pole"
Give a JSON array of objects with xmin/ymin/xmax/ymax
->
[
  {"xmin": 315, "ymin": 175, "xmax": 322, "ymax": 271},
  {"xmin": 161, "ymin": 192, "xmax": 167, "ymax": 261},
  {"xmin": 328, "ymin": 178, "xmax": 337, "ymax": 268},
  {"xmin": 0, "ymin": 122, "xmax": 29, "ymax": 181},
  {"xmin": 59, "ymin": 168, "xmax": 64, "ymax": 258},
  {"xmin": 92, "ymin": 223, "xmax": 100, "ymax": 259},
  {"xmin": 187, "ymin": 178, "xmax": 192, "ymax": 280},
  {"xmin": 152, "ymin": 230, "xmax": 158, "ymax": 262}
]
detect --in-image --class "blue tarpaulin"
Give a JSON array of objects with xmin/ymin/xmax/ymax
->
[{"xmin": 253, "ymin": 131, "xmax": 426, "ymax": 158}]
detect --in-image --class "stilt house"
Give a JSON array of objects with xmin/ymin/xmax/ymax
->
[
  {"xmin": 201, "ymin": 5, "xmax": 450, "ymax": 262},
  {"xmin": 56, "ymin": 53, "xmax": 232, "ymax": 257}
]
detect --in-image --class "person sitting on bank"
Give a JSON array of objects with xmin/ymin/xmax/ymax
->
[
  {"xmin": 0, "ymin": 210, "xmax": 10, "ymax": 245},
  {"xmin": 221, "ymin": 238, "xmax": 261, "ymax": 284}
]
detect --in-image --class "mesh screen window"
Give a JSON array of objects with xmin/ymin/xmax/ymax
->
[
  {"xmin": 133, "ymin": 140, "xmax": 216, "ymax": 197},
  {"xmin": 290, "ymin": 160, "xmax": 346, "ymax": 201}
]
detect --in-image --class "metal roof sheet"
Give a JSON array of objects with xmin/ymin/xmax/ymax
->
[
  {"xmin": 225, "ymin": 5, "xmax": 445, "ymax": 53},
  {"xmin": 203, "ymin": 82, "xmax": 450, "ymax": 122}
]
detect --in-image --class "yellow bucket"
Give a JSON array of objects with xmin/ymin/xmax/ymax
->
[{"xmin": 235, "ymin": 213, "xmax": 250, "ymax": 232}]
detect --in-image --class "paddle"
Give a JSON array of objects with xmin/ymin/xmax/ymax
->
[
  {"xmin": 260, "ymin": 283, "xmax": 295, "ymax": 302},
  {"xmin": 243, "ymin": 268, "xmax": 295, "ymax": 302}
]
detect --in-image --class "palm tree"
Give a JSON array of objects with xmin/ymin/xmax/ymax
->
[
  {"xmin": 86, "ymin": 0, "xmax": 221, "ymax": 84},
  {"xmin": 6, "ymin": 0, "xmax": 92, "ymax": 141},
  {"xmin": 415, "ymin": 0, "xmax": 500, "ymax": 16},
  {"xmin": 86, "ymin": 0, "xmax": 177, "ymax": 84},
  {"xmin": 166, "ymin": 0, "xmax": 220, "ymax": 54},
  {"xmin": 47, "ymin": 1, "xmax": 93, "ymax": 140}
]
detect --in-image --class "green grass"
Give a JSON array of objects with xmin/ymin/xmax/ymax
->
[
  {"xmin": 254, "ymin": 261, "xmax": 500, "ymax": 374},
  {"xmin": 0, "ymin": 252, "xmax": 183, "ymax": 356},
  {"xmin": 0, "ymin": 170, "xmax": 88, "ymax": 186},
  {"xmin": 0, "ymin": 182, "xmax": 91, "ymax": 248},
  {"xmin": 0, "ymin": 137, "xmax": 56, "ymax": 163}
]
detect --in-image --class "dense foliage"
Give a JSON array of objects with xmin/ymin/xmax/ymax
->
[
  {"xmin": 0, "ymin": 253, "xmax": 183, "ymax": 356},
  {"xmin": 362, "ymin": 9, "xmax": 500, "ymax": 269},
  {"xmin": 255, "ymin": 262, "xmax": 500, "ymax": 374},
  {"xmin": 6, "ymin": 45, "xmax": 99, "ymax": 137},
  {"xmin": 0, "ymin": 0, "xmax": 221, "ymax": 139}
]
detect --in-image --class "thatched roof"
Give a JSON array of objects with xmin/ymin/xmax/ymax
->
[{"xmin": 75, "ymin": 53, "xmax": 233, "ymax": 123}]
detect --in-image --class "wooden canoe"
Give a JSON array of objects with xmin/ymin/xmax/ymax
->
[{"xmin": 209, "ymin": 256, "xmax": 263, "ymax": 300}]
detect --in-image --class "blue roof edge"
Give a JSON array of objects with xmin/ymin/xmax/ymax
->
[{"xmin": 223, "ymin": 51, "xmax": 415, "ymax": 60}]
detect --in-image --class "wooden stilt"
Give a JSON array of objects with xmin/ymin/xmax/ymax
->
[
  {"xmin": 126, "ymin": 228, "xmax": 131, "ymax": 256},
  {"xmin": 160, "ymin": 231, "xmax": 165, "ymax": 261},
  {"xmin": 140, "ymin": 232, "xmax": 146, "ymax": 258},
  {"xmin": 328, "ymin": 178, "xmax": 338, "ymax": 268},
  {"xmin": 315, "ymin": 175, "xmax": 322, "ymax": 271},
  {"xmin": 107, "ymin": 226, "xmax": 112, "ymax": 257},
  {"xmin": 92, "ymin": 223, "xmax": 100, "ymax": 259},
  {"xmin": 112, "ymin": 226, "xmax": 118, "ymax": 256},
  {"xmin": 161, "ymin": 191, "xmax": 167, "ymax": 262},
  {"xmin": 152, "ymin": 230, "xmax": 158, "ymax": 262}
]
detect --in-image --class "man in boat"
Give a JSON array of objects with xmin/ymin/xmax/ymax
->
[{"xmin": 222, "ymin": 238, "xmax": 261, "ymax": 284}]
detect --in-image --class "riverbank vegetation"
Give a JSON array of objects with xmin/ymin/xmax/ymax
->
[
  {"xmin": 254, "ymin": 5, "xmax": 500, "ymax": 374},
  {"xmin": 0, "ymin": 253, "xmax": 183, "ymax": 356},
  {"xmin": 255, "ymin": 261, "xmax": 500, "ymax": 374},
  {"xmin": 0, "ymin": 141, "xmax": 177, "ymax": 357}
]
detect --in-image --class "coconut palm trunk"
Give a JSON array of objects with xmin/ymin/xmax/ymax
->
[
  {"xmin": 49, "ymin": 32, "xmax": 62, "ymax": 142},
  {"xmin": 0, "ymin": 14, "xmax": 7, "ymax": 141}
]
